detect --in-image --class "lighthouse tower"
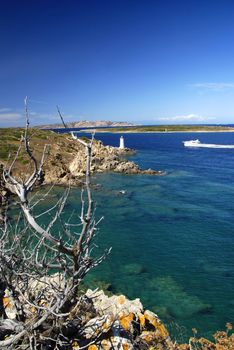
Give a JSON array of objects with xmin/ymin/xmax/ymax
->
[{"xmin": 119, "ymin": 136, "xmax": 125, "ymax": 149}]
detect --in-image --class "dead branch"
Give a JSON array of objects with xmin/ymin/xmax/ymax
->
[{"xmin": 0, "ymin": 99, "xmax": 111, "ymax": 349}]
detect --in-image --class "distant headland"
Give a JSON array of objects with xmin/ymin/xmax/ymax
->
[{"xmin": 35, "ymin": 120, "xmax": 136, "ymax": 129}]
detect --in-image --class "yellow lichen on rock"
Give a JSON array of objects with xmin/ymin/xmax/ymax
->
[
  {"xmin": 88, "ymin": 345, "xmax": 98, "ymax": 350},
  {"xmin": 101, "ymin": 339, "xmax": 111, "ymax": 350},
  {"xmin": 138, "ymin": 312, "xmax": 145, "ymax": 328},
  {"xmin": 82, "ymin": 290, "xmax": 170, "ymax": 350},
  {"xmin": 3, "ymin": 296, "xmax": 10, "ymax": 308},
  {"xmin": 3, "ymin": 289, "xmax": 18, "ymax": 319},
  {"xmin": 72, "ymin": 341, "xmax": 79, "ymax": 349},
  {"xmin": 30, "ymin": 306, "xmax": 36, "ymax": 313},
  {"xmin": 119, "ymin": 312, "xmax": 134, "ymax": 331},
  {"xmin": 140, "ymin": 331, "xmax": 157, "ymax": 342},
  {"xmin": 144, "ymin": 310, "xmax": 168, "ymax": 337},
  {"xmin": 118, "ymin": 295, "xmax": 126, "ymax": 305}
]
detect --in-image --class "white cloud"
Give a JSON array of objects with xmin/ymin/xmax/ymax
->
[
  {"xmin": 0, "ymin": 112, "xmax": 23, "ymax": 122},
  {"xmin": 28, "ymin": 112, "xmax": 63, "ymax": 124},
  {"xmin": 157, "ymin": 114, "xmax": 215, "ymax": 122},
  {"xmin": 190, "ymin": 82, "xmax": 234, "ymax": 91}
]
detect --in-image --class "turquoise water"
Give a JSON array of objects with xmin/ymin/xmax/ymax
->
[{"xmin": 43, "ymin": 132, "xmax": 234, "ymax": 340}]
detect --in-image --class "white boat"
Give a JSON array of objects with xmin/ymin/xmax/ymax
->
[{"xmin": 183, "ymin": 139, "xmax": 234, "ymax": 148}]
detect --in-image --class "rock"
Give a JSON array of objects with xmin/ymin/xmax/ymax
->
[
  {"xmin": 45, "ymin": 136, "xmax": 163, "ymax": 184},
  {"xmin": 144, "ymin": 310, "xmax": 169, "ymax": 337},
  {"xmin": 0, "ymin": 274, "xmax": 173, "ymax": 350},
  {"xmin": 136, "ymin": 310, "xmax": 173, "ymax": 349},
  {"xmin": 81, "ymin": 290, "xmax": 174, "ymax": 350},
  {"xmin": 3, "ymin": 289, "xmax": 18, "ymax": 320},
  {"xmin": 119, "ymin": 313, "xmax": 135, "ymax": 332},
  {"xmin": 82, "ymin": 314, "xmax": 113, "ymax": 339},
  {"xmin": 85, "ymin": 289, "xmax": 143, "ymax": 319},
  {"xmin": 114, "ymin": 161, "xmax": 139, "ymax": 174},
  {"xmin": 88, "ymin": 345, "xmax": 98, "ymax": 350},
  {"xmin": 100, "ymin": 336, "xmax": 134, "ymax": 350},
  {"xmin": 24, "ymin": 273, "xmax": 65, "ymax": 306}
]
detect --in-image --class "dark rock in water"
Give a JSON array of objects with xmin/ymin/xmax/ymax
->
[
  {"xmin": 149, "ymin": 276, "xmax": 212, "ymax": 319},
  {"xmin": 123, "ymin": 263, "xmax": 146, "ymax": 275},
  {"xmin": 197, "ymin": 304, "xmax": 213, "ymax": 315},
  {"xmin": 201, "ymin": 262, "xmax": 234, "ymax": 277}
]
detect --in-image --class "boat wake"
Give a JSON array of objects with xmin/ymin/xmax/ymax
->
[{"xmin": 183, "ymin": 139, "xmax": 234, "ymax": 149}]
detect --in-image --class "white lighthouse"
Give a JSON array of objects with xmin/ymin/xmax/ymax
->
[{"xmin": 119, "ymin": 136, "xmax": 125, "ymax": 149}]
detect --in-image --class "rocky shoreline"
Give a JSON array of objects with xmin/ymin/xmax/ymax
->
[
  {"xmin": 0, "ymin": 129, "xmax": 164, "ymax": 219},
  {"xmin": 43, "ymin": 139, "xmax": 165, "ymax": 186},
  {"xmin": 65, "ymin": 140, "xmax": 165, "ymax": 186},
  {"xmin": 0, "ymin": 129, "xmax": 164, "ymax": 188},
  {"xmin": 23, "ymin": 131, "xmax": 164, "ymax": 185}
]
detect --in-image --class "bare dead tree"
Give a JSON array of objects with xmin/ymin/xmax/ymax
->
[
  {"xmin": 56, "ymin": 106, "xmax": 67, "ymax": 129},
  {"xmin": 0, "ymin": 98, "xmax": 111, "ymax": 349}
]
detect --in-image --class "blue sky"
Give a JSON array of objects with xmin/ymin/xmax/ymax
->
[{"xmin": 0, "ymin": 0, "xmax": 234, "ymax": 126}]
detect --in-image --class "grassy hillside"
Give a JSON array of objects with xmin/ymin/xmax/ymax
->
[
  {"xmin": 0, "ymin": 128, "xmax": 53, "ymax": 161},
  {"xmin": 0, "ymin": 128, "xmax": 84, "ymax": 183}
]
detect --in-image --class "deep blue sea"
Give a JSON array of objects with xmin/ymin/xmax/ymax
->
[{"xmin": 48, "ymin": 132, "xmax": 234, "ymax": 340}]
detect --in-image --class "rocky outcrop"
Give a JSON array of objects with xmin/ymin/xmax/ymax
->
[
  {"xmin": 82, "ymin": 289, "xmax": 173, "ymax": 350},
  {"xmin": 52, "ymin": 139, "xmax": 165, "ymax": 185},
  {"xmin": 113, "ymin": 160, "xmax": 162, "ymax": 175},
  {"xmin": 1, "ymin": 278, "xmax": 173, "ymax": 350}
]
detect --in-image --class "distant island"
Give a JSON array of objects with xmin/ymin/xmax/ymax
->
[
  {"xmin": 80, "ymin": 124, "xmax": 234, "ymax": 133},
  {"xmin": 35, "ymin": 120, "xmax": 136, "ymax": 129}
]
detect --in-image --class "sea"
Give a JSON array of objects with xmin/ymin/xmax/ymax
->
[{"xmin": 44, "ymin": 131, "xmax": 234, "ymax": 340}]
